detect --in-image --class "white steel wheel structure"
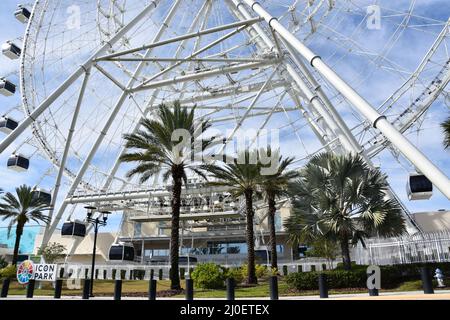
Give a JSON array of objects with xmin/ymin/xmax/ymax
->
[{"xmin": 1, "ymin": 1, "xmax": 450, "ymax": 254}]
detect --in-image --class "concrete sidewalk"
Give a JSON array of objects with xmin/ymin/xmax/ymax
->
[{"xmin": 2, "ymin": 290, "xmax": 450, "ymax": 300}]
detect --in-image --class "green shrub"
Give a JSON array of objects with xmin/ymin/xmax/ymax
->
[
  {"xmin": 286, "ymin": 262, "xmax": 450, "ymax": 291},
  {"xmin": 240, "ymin": 264, "xmax": 269, "ymax": 280},
  {"xmin": 224, "ymin": 267, "xmax": 244, "ymax": 284},
  {"xmin": 191, "ymin": 263, "xmax": 226, "ymax": 289},
  {"xmin": 286, "ymin": 269, "xmax": 367, "ymax": 290},
  {"xmin": 0, "ymin": 265, "xmax": 17, "ymax": 279},
  {"xmin": 286, "ymin": 271, "xmax": 318, "ymax": 290},
  {"xmin": 256, "ymin": 264, "xmax": 269, "ymax": 279}
]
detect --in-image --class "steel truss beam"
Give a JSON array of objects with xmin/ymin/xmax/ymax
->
[
  {"xmin": 134, "ymin": 23, "xmax": 273, "ymax": 91},
  {"xmin": 230, "ymin": 0, "xmax": 422, "ymax": 232},
  {"xmin": 43, "ymin": 0, "xmax": 180, "ymax": 246},
  {"xmin": 131, "ymin": 60, "xmax": 279, "ymax": 92},
  {"xmin": 226, "ymin": 0, "xmax": 338, "ymax": 148},
  {"xmin": 95, "ymin": 17, "xmax": 263, "ymax": 61},
  {"xmin": 103, "ymin": 57, "xmax": 268, "ymax": 63},
  {"xmin": 65, "ymin": 0, "xmax": 215, "ymax": 258},
  {"xmin": 243, "ymin": 0, "xmax": 450, "ymax": 198}
]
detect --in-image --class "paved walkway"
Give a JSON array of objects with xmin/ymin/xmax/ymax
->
[{"xmin": 3, "ymin": 290, "xmax": 450, "ymax": 300}]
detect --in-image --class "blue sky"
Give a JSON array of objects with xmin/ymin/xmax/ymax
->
[{"xmin": 0, "ymin": 0, "xmax": 449, "ymax": 237}]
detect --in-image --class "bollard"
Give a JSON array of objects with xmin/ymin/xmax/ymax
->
[
  {"xmin": 318, "ymin": 274, "xmax": 328, "ymax": 298},
  {"xmin": 54, "ymin": 279, "xmax": 63, "ymax": 299},
  {"xmin": 150, "ymin": 269, "xmax": 154, "ymax": 280},
  {"xmin": 369, "ymin": 288, "xmax": 379, "ymax": 296},
  {"xmin": 158, "ymin": 269, "xmax": 163, "ymax": 280},
  {"xmin": 82, "ymin": 279, "xmax": 91, "ymax": 299},
  {"xmin": 421, "ymin": 267, "xmax": 434, "ymax": 294},
  {"xmin": 148, "ymin": 279, "xmax": 157, "ymax": 300},
  {"xmin": 26, "ymin": 279, "xmax": 35, "ymax": 298},
  {"xmin": 1, "ymin": 278, "xmax": 10, "ymax": 298},
  {"xmin": 185, "ymin": 279, "xmax": 194, "ymax": 300},
  {"xmin": 367, "ymin": 268, "xmax": 379, "ymax": 296},
  {"xmin": 114, "ymin": 280, "xmax": 122, "ymax": 300},
  {"xmin": 226, "ymin": 278, "xmax": 235, "ymax": 300},
  {"xmin": 269, "ymin": 276, "xmax": 279, "ymax": 300}
]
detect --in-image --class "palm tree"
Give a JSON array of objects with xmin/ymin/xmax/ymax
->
[
  {"xmin": 0, "ymin": 185, "xmax": 51, "ymax": 265},
  {"xmin": 120, "ymin": 101, "xmax": 212, "ymax": 290},
  {"xmin": 285, "ymin": 152, "xmax": 406, "ymax": 270},
  {"xmin": 204, "ymin": 150, "xmax": 261, "ymax": 284},
  {"xmin": 442, "ymin": 116, "xmax": 450, "ymax": 149},
  {"xmin": 257, "ymin": 148, "xmax": 297, "ymax": 270}
]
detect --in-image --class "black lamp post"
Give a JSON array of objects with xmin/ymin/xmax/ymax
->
[{"xmin": 85, "ymin": 206, "xmax": 111, "ymax": 297}]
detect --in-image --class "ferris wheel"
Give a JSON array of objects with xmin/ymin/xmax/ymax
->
[{"xmin": 1, "ymin": 0, "xmax": 450, "ymax": 250}]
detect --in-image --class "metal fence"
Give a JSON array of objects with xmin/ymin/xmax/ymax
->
[
  {"xmin": 353, "ymin": 230, "xmax": 450, "ymax": 265},
  {"xmin": 57, "ymin": 258, "xmax": 334, "ymax": 280}
]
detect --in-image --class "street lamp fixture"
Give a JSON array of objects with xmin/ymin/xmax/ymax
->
[{"xmin": 84, "ymin": 206, "xmax": 111, "ymax": 297}]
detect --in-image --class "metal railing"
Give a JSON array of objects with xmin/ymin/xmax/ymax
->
[{"xmin": 353, "ymin": 230, "xmax": 450, "ymax": 265}]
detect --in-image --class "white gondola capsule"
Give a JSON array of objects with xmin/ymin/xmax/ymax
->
[
  {"xmin": 0, "ymin": 116, "xmax": 18, "ymax": 134},
  {"xmin": 2, "ymin": 41, "xmax": 21, "ymax": 60},
  {"xmin": 7, "ymin": 153, "xmax": 29, "ymax": 172},
  {"xmin": 61, "ymin": 220, "xmax": 86, "ymax": 237},
  {"xmin": 108, "ymin": 243, "xmax": 135, "ymax": 261},
  {"xmin": 14, "ymin": 5, "xmax": 31, "ymax": 23},
  {"xmin": 31, "ymin": 188, "xmax": 52, "ymax": 205},
  {"xmin": 407, "ymin": 173, "xmax": 433, "ymax": 200},
  {"xmin": 0, "ymin": 78, "xmax": 16, "ymax": 96}
]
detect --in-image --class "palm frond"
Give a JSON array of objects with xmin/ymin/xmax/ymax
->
[
  {"xmin": 287, "ymin": 152, "xmax": 406, "ymax": 248},
  {"xmin": 441, "ymin": 116, "xmax": 450, "ymax": 149}
]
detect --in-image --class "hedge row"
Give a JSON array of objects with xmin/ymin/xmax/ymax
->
[{"xmin": 286, "ymin": 262, "xmax": 450, "ymax": 290}]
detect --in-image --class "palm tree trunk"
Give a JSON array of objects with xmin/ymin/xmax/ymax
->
[
  {"xmin": 245, "ymin": 190, "xmax": 257, "ymax": 284},
  {"xmin": 267, "ymin": 196, "xmax": 278, "ymax": 270},
  {"xmin": 340, "ymin": 234, "xmax": 352, "ymax": 270},
  {"xmin": 12, "ymin": 222, "xmax": 24, "ymax": 265},
  {"xmin": 169, "ymin": 167, "xmax": 183, "ymax": 290},
  {"xmin": 292, "ymin": 242, "xmax": 299, "ymax": 260}
]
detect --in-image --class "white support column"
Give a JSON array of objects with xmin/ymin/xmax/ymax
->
[
  {"xmin": 41, "ymin": 69, "xmax": 92, "ymax": 247},
  {"xmin": 287, "ymin": 88, "xmax": 330, "ymax": 149},
  {"xmin": 283, "ymin": 41, "xmax": 361, "ymax": 153},
  {"xmin": 243, "ymin": 0, "xmax": 450, "ymax": 198},
  {"xmin": 230, "ymin": 1, "xmax": 421, "ymax": 233},
  {"xmin": 227, "ymin": 0, "xmax": 340, "ymax": 149},
  {"xmin": 0, "ymin": 1, "xmax": 161, "ymax": 154}
]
